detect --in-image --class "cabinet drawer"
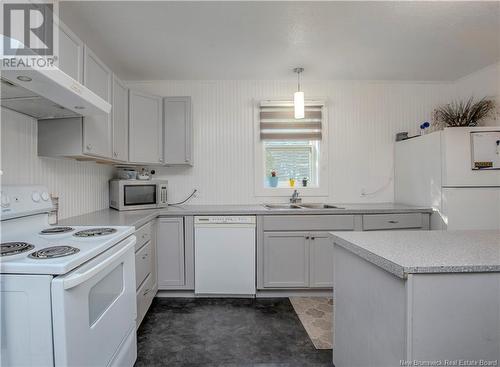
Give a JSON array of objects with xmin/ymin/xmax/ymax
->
[
  {"xmin": 263, "ymin": 215, "xmax": 354, "ymax": 231},
  {"xmin": 135, "ymin": 241, "xmax": 153, "ymax": 289},
  {"xmin": 136, "ymin": 273, "xmax": 155, "ymax": 327},
  {"xmin": 362, "ymin": 213, "xmax": 423, "ymax": 230},
  {"xmin": 135, "ymin": 222, "xmax": 152, "ymax": 251}
]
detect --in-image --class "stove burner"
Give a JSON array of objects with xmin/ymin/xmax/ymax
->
[
  {"xmin": 1, "ymin": 242, "xmax": 35, "ymax": 257},
  {"xmin": 73, "ymin": 228, "xmax": 117, "ymax": 238},
  {"xmin": 29, "ymin": 246, "xmax": 80, "ymax": 259},
  {"xmin": 40, "ymin": 226, "xmax": 74, "ymax": 235}
]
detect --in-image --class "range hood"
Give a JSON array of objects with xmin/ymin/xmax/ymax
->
[{"xmin": 1, "ymin": 67, "xmax": 111, "ymax": 119}]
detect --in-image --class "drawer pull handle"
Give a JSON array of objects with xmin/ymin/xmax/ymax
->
[
  {"xmin": 311, "ymin": 237, "xmax": 315, "ymax": 240},
  {"xmin": 388, "ymin": 220, "xmax": 399, "ymax": 224},
  {"xmin": 305, "ymin": 236, "xmax": 309, "ymax": 239}
]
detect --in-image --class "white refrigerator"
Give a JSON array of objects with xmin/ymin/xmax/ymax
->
[{"xmin": 395, "ymin": 127, "xmax": 500, "ymax": 230}]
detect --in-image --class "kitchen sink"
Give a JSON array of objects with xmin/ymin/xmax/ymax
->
[
  {"xmin": 263, "ymin": 203, "xmax": 344, "ymax": 210},
  {"xmin": 263, "ymin": 204, "xmax": 303, "ymax": 210},
  {"xmin": 299, "ymin": 203, "xmax": 344, "ymax": 209}
]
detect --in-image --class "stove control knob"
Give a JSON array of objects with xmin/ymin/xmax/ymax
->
[
  {"xmin": 1, "ymin": 193, "xmax": 10, "ymax": 208},
  {"xmin": 41, "ymin": 192, "xmax": 50, "ymax": 201},
  {"xmin": 32, "ymin": 191, "xmax": 41, "ymax": 202}
]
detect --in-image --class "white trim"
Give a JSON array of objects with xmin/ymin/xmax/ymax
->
[{"xmin": 253, "ymin": 98, "xmax": 329, "ymax": 198}]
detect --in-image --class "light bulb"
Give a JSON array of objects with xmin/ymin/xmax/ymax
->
[{"xmin": 294, "ymin": 91, "xmax": 304, "ymax": 119}]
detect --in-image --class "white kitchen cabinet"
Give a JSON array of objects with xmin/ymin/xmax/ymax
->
[
  {"xmin": 57, "ymin": 22, "xmax": 83, "ymax": 82},
  {"xmin": 112, "ymin": 75, "xmax": 128, "ymax": 161},
  {"xmin": 157, "ymin": 217, "xmax": 185, "ymax": 288},
  {"xmin": 129, "ymin": 90, "xmax": 163, "ymax": 164},
  {"xmin": 309, "ymin": 233, "xmax": 334, "ymax": 288},
  {"xmin": 38, "ymin": 46, "xmax": 115, "ymax": 160},
  {"xmin": 163, "ymin": 96, "xmax": 193, "ymax": 165},
  {"xmin": 262, "ymin": 231, "xmax": 334, "ymax": 289},
  {"xmin": 135, "ymin": 220, "xmax": 157, "ymax": 328},
  {"xmin": 82, "ymin": 46, "xmax": 112, "ymax": 158},
  {"xmin": 263, "ymin": 232, "xmax": 310, "ymax": 288}
]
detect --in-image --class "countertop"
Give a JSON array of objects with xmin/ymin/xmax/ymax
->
[
  {"xmin": 60, "ymin": 203, "xmax": 433, "ymax": 229},
  {"xmin": 330, "ymin": 230, "xmax": 500, "ymax": 278}
]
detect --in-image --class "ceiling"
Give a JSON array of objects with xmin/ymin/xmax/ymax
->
[{"xmin": 60, "ymin": 1, "xmax": 500, "ymax": 81}]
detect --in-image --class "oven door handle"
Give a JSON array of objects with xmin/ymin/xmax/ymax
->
[{"xmin": 62, "ymin": 236, "xmax": 136, "ymax": 290}]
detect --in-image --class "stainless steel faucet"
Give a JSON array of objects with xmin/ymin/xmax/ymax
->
[{"xmin": 290, "ymin": 190, "xmax": 301, "ymax": 203}]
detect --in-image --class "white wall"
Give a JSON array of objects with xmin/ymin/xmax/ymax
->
[
  {"xmin": 453, "ymin": 62, "xmax": 500, "ymax": 126},
  {"xmin": 1, "ymin": 108, "xmax": 114, "ymax": 219},
  {"xmin": 127, "ymin": 80, "xmax": 452, "ymax": 205}
]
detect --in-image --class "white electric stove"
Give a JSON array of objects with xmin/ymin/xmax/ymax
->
[{"xmin": 1, "ymin": 185, "xmax": 138, "ymax": 367}]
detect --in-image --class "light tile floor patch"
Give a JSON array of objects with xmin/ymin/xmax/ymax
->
[{"xmin": 289, "ymin": 297, "xmax": 333, "ymax": 349}]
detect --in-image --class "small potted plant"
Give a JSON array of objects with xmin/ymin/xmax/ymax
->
[{"xmin": 268, "ymin": 170, "xmax": 279, "ymax": 188}]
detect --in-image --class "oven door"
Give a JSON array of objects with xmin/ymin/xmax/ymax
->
[
  {"xmin": 121, "ymin": 183, "xmax": 158, "ymax": 210},
  {"xmin": 51, "ymin": 236, "xmax": 137, "ymax": 367}
]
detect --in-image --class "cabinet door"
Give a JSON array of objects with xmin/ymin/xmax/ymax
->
[
  {"xmin": 309, "ymin": 232, "xmax": 334, "ymax": 288},
  {"xmin": 263, "ymin": 232, "xmax": 309, "ymax": 288},
  {"xmin": 58, "ymin": 22, "xmax": 83, "ymax": 82},
  {"xmin": 163, "ymin": 96, "xmax": 193, "ymax": 165},
  {"xmin": 157, "ymin": 217, "xmax": 185, "ymax": 288},
  {"xmin": 129, "ymin": 90, "xmax": 163, "ymax": 164},
  {"xmin": 112, "ymin": 75, "xmax": 128, "ymax": 161},
  {"xmin": 82, "ymin": 46, "xmax": 112, "ymax": 158}
]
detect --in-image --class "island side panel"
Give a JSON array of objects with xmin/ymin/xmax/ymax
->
[
  {"xmin": 408, "ymin": 272, "xmax": 500, "ymax": 362},
  {"xmin": 333, "ymin": 244, "xmax": 407, "ymax": 367}
]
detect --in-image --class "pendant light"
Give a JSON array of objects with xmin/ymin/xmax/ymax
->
[{"xmin": 293, "ymin": 67, "xmax": 305, "ymax": 119}]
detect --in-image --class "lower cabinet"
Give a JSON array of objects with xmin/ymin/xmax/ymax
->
[
  {"xmin": 134, "ymin": 220, "xmax": 157, "ymax": 328},
  {"xmin": 156, "ymin": 216, "xmax": 194, "ymax": 290},
  {"xmin": 263, "ymin": 232, "xmax": 309, "ymax": 288},
  {"xmin": 258, "ymin": 213, "xmax": 430, "ymax": 291},
  {"xmin": 309, "ymin": 233, "xmax": 334, "ymax": 288},
  {"xmin": 262, "ymin": 231, "xmax": 334, "ymax": 289}
]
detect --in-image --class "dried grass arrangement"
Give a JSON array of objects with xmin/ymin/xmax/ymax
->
[{"xmin": 433, "ymin": 97, "xmax": 495, "ymax": 127}]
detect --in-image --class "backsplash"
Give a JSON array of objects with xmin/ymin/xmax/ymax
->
[{"xmin": 1, "ymin": 108, "xmax": 114, "ymax": 219}]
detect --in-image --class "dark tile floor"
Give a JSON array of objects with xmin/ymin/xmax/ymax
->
[{"xmin": 136, "ymin": 298, "xmax": 334, "ymax": 367}]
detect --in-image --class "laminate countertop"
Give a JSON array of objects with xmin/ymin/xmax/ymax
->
[
  {"xmin": 330, "ymin": 230, "xmax": 500, "ymax": 278},
  {"xmin": 60, "ymin": 203, "xmax": 433, "ymax": 229}
]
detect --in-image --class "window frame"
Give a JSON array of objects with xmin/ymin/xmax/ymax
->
[{"xmin": 253, "ymin": 98, "xmax": 329, "ymax": 198}]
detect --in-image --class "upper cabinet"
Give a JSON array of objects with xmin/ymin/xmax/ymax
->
[
  {"xmin": 82, "ymin": 46, "xmax": 112, "ymax": 158},
  {"xmin": 40, "ymin": 22, "xmax": 195, "ymax": 167},
  {"xmin": 163, "ymin": 97, "xmax": 193, "ymax": 165},
  {"xmin": 112, "ymin": 75, "xmax": 129, "ymax": 162},
  {"xmin": 129, "ymin": 90, "xmax": 163, "ymax": 164},
  {"xmin": 57, "ymin": 22, "xmax": 84, "ymax": 82}
]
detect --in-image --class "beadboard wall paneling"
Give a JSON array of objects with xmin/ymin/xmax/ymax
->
[
  {"xmin": 127, "ymin": 80, "xmax": 453, "ymax": 205},
  {"xmin": 1, "ymin": 108, "xmax": 114, "ymax": 219}
]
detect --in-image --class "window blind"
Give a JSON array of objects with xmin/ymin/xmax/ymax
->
[{"xmin": 259, "ymin": 101, "xmax": 323, "ymax": 140}]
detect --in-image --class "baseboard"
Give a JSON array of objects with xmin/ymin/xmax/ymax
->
[
  {"xmin": 155, "ymin": 288, "xmax": 333, "ymax": 299},
  {"xmin": 156, "ymin": 290, "xmax": 196, "ymax": 298},
  {"xmin": 256, "ymin": 289, "xmax": 333, "ymax": 298}
]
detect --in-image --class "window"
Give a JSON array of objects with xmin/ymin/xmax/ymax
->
[
  {"xmin": 254, "ymin": 99, "xmax": 328, "ymax": 197},
  {"xmin": 264, "ymin": 140, "xmax": 320, "ymax": 188}
]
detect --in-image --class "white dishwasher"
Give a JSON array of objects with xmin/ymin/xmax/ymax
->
[{"xmin": 194, "ymin": 216, "xmax": 256, "ymax": 296}]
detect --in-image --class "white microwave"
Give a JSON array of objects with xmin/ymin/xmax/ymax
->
[{"xmin": 109, "ymin": 179, "xmax": 168, "ymax": 211}]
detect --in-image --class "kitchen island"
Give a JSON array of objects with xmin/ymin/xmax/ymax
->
[{"xmin": 330, "ymin": 230, "xmax": 500, "ymax": 367}]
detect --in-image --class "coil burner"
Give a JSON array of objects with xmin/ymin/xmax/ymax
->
[
  {"xmin": 29, "ymin": 246, "xmax": 80, "ymax": 259},
  {"xmin": 73, "ymin": 228, "xmax": 118, "ymax": 238},
  {"xmin": 1, "ymin": 242, "xmax": 35, "ymax": 257}
]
